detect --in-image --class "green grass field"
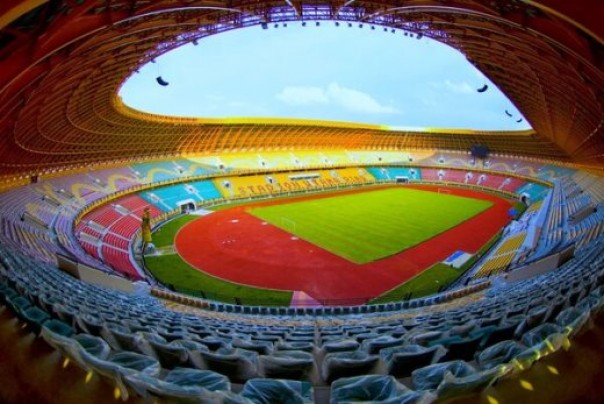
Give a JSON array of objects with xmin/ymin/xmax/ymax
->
[
  {"xmin": 249, "ymin": 187, "xmax": 492, "ymax": 264},
  {"xmin": 145, "ymin": 214, "xmax": 293, "ymax": 306},
  {"xmin": 370, "ymin": 263, "xmax": 461, "ymax": 303},
  {"xmin": 152, "ymin": 215, "xmax": 198, "ymax": 248},
  {"xmin": 145, "ymin": 254, "xmax": 292, "ymax": 306}
]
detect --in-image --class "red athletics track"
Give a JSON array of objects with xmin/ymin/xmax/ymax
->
[{"xmin": 175, "ymin": 185, "xmax": 512, "ymax": 304}]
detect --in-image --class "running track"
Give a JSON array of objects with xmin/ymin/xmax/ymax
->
[{"xmin": 175, "ymin": 185, "xmax": 512, "ymax": 304}]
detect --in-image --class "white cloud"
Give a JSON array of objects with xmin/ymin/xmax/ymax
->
[
  {"xmin": 325, "ymin": 83, "xmax": 399, "ymax": 114},
  {"xmin": 444, "ymin": 80, "xmax": 474, "ymax": 94},
  {"xmin": 275, "ymin": 82, "xmax": 400, "ymax": 115},
  {"xmin": 275, "ymin": 86, "xmax": 329, "ymax": 106}
]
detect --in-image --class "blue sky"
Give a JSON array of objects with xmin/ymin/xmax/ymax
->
[{"xmin": 119, "ymin": 23, "xmax": 530, "ymax": 131}]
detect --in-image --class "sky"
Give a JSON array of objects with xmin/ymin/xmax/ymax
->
[{"xmin": 119, "ymin": 23, "xmax": 530, "ymax": 131}]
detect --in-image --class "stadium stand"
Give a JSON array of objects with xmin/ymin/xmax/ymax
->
[
  {"xmin": 131, "ymin": 161, "xmax": 185, "ymax": 183},
  {"xmin": 214, "ymin": 168, "xmax": 373, "ymax": 199},
  {"xmin": 1, "ymin": 1, "xmax": 604, "ymax": 401},
  {"xmin": 473, "ymin": 233, "xmax": 527, "ymax": 278},
  {"xmin": 139, "ymin": 180, "xmax": 222, "ymax": 212},
  {"xmin": 366, "ymin": 167, "xmax": 421, "ymax": 181},
  {"xmin": 1, "ymin": 228, "xmax": 602, "ymax": 401}
]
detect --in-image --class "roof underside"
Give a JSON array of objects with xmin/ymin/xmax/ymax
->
[{"xmin": 0, "ymin": 0, "xmax": 602, "ymax": 177}]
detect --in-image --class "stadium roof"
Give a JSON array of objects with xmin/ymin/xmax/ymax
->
[{"xmin": 0, "ymin": 0, "xmax": 602, "ymax": 177}]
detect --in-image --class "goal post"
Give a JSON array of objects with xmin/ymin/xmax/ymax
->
[{"xmin": 281, "ymin": 217, "xmax": 296, "ymax": 233}]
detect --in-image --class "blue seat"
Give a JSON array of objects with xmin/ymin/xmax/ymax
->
[
  {"xmin": 331, "ymin": 375, "xmax": 424, "ymax": 404},
  {"xmin": 240, "ymin": 378, "xmax": 313, "ymax": 404},
  {"xmin": 125, "ymin": 367, "xmax": 230, "ymax": 402}
]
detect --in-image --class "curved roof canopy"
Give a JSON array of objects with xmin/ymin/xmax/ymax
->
[{"xmin": 0, "ymin": 0, "xmax": 602, "ymax": 177}]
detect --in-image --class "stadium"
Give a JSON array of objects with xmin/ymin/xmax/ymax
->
[{"xmin": 0, "ymin": 1, "xmax": 603, "ymax": 403}]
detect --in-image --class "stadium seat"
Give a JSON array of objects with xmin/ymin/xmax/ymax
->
[
  {"xmin": 321, "ymin": 339, "xmax": 360, "ymax": 353},
  {"xmin": 330, "ymin": 375, "xmax": 428, "ymax": 404},
  {"xmin": 321, "ymin": 351, "xmax": 379, "ymax": 383},
  {"xmin": 197, "ymin": 348, "xmax": 259, "ymax": 383},
  {"xmin": 125, "ymin": 367, "xmax": 230, "ymax": 402},
  {"xmin": 81, "ymin": 351, "xmax": 161, "ymax": 400},
  {"xmin": 380, "ymin": 344, "xmax": 447, "ymax": 378},
  {"xmin": 435, "ymin": 334, "xmax": 484, "ymax": 362},
  {"xmin": 362, "ymin": 335, "xmax": 405, "ymax": 355},
  {"xmin": 259, "ymin": 350, "xmax": 315, "ymax": 381},
  {"xmin": 412, "ymin": 360, "xmax": 476, "ymax": 391},
  {"xmin": 520, "ymin": 323, "xmax": 565, "ymax": 347},
  {"xmin": 240, "ymin": 378, "xmax": 314, "ymax": 404},
  {"xmin": 476, "ymin": 340, "xmax": 526, "ymax": 370}
]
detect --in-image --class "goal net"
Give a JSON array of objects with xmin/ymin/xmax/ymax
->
[{"xmin": 281, "ymin": 217, "xmax": 297, "ymax": 233}]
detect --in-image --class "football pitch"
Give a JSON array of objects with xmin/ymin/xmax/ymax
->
[{"xmin": 249, "ymin": 187, "xmax": 492, "ymax": 264}]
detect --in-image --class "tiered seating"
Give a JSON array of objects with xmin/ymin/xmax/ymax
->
[
  {"xmin": 76, "ymin": 195, "xmax": 162, "ymax": 279},
  {"xmin": 572, "ymin": 170, "xmax": 604, "ymax": 203},
  {"xmin": 498, "ymin": 177, "xmax": 526, "ymax": 193},
  {"xmin": 84, "ymin": 206, "xmax": 122, "ymax": 229},
  {"xmin": 419, "ymin": 168, "xmax": 442, "ymax": 181},
  {"xmin": 566, "ymin": 193, "xmax": 592, "ymax": 218},
  {"xmin": 102, "ymin": 232, "xmax": 130, "ymax": 251},
  {"xmin": 347, "ymin": 150, "xmax": 410, "ymax": 165},
  {"xmin": 214, "ymin": 168, "xmax": 372, "ymax": 199},
  {"xmin": 100, "ymin": 245, "xmax": 141, "ymax": 279},
  {"xmin": 439, "ymin": 169, "xmax": 468, "ymax": 183},
  {"xmin": 24, "ymin": 202, "xmax": 58, "ymax": 227},
  {"xmin": 473, "ymin": 233, "xmax": 527, "ymax": 278},
  {"xmin": 486, "ymin": 157, "xmax": 544, "ymax": 178},
  {"xmin": 1, "ymin": 231, "xmax": 602, "ymax": 402},
  {"xmin": 88, "ymin": 167, "xmax": 142, "ymax": 192},
  {"xmin": 537, "ymin": 165, "xmax": 576, "ymax": 182},
  {"xmin": 366, "ymin": 167, "xmax": 421, "ymax": 181},
  {"xmin": 515, "ymin": 182, "xmax": 550, "ymax": 202},
  {"xmin": 170, "ymin": 159, "xmax": 217, "ymax": 178},
  {"xmin": 0, "ymin": 218, "xmax": 57, "ymax": 262},
  {"xmin": 475, "ymin": 173, "xmax": 504, "ymax": 189},
  {"xmin": 139, "ymin": 180, "xmax": 221, "ymax": 212},
  {"xmin": 541, "ymin": 181, "xmax": 565, "ymax": 248},
  {"xmin": 568, "ymin": 205, "xmax": 604, "ymax": 249},
  {"xmin": 3, "ymin": 152, "xmax": 604, "ymax": 402},
  {"xmin": 416, "ymin": 152, "xmax": 473, "ymax": 168},
  {"xmin": 41, "ymin": 173, "xmax": 109, "ymax": 204},
  {"xmin": 217, "ymin": 152, "xmax": 294, "ymax": 170},
  {"xmin": 525, "ymin": 200, "xmax": 542, "ymax": 214},
  {"xmin": 131, "ymin": 161, "xmax": 184, "ymax": 183}
]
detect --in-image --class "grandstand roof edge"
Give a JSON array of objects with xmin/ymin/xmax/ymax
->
[{"xmin": 114, "ymin": 96, "xmax": 536, "ymax": 137}]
